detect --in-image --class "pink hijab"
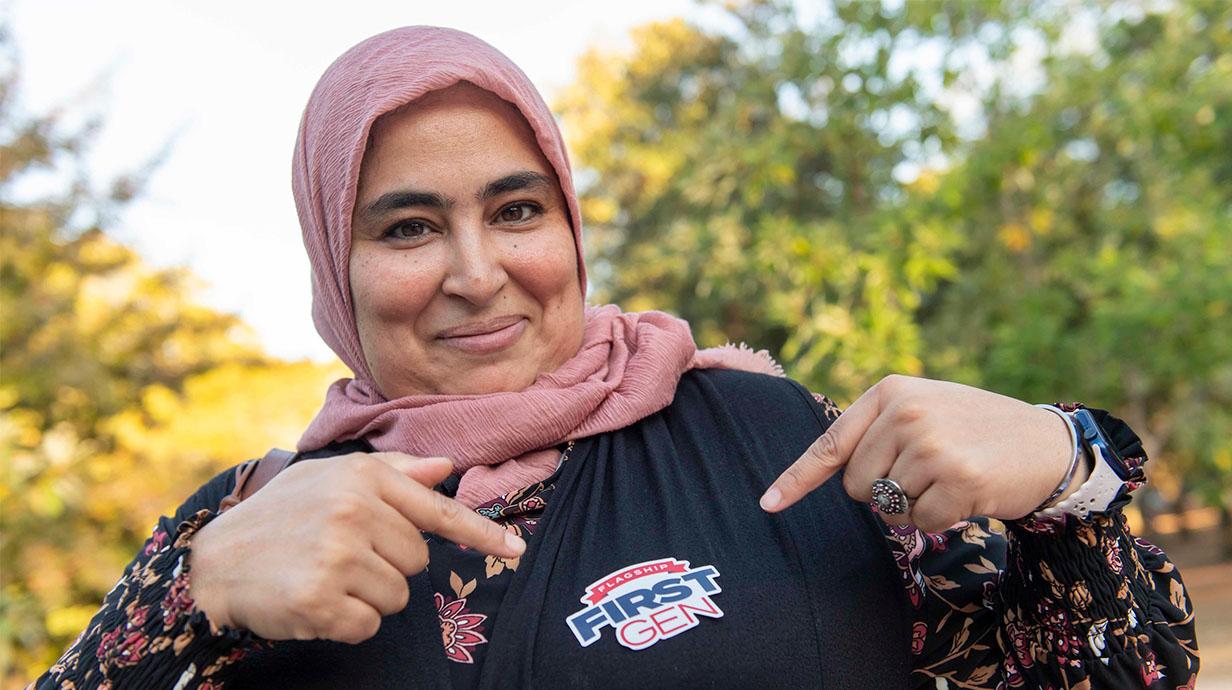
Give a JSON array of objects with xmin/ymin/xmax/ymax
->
[{"xmin": 295, "ymin": 26, "xmax": 782, "ymax": 507}]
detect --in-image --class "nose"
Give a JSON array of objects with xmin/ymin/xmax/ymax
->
[{"xmin": 441, "ymin": 223, "xmax": 508, "ymax": 306}]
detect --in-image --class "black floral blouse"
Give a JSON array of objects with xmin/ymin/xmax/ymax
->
[{"xmin": 32, "ymin": 402, "xmax": 1201, "ymax": 690}]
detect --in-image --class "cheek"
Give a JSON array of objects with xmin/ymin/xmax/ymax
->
[
  {"xmin": 350, "ymin": 249, "xmax": 438, "ymax": 336},
  {"xmin": 507, "ymin": 229, "xmax": 581, "ymax": 307}
]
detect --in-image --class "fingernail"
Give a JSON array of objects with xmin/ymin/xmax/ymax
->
[
  {"xmin": 505, "ymin": 532, "xmax": 526, "ymax": 555},
  {"xmin": 760, "ymin": 487, "xmax": 782, "ymax": 512}
]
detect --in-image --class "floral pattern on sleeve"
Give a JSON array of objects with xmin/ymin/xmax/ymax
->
[
  {"xmin": 34, "ymin": 510, "xmax": 267, "ymax": 690},
  {"xmin": 869, "ymin": 402, "xmax": 1201, "ymax": 689}
]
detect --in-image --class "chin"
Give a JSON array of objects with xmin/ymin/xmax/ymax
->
[{"xmin": 446, "ymin": 364, "xmax": 541, "ymax": 396}]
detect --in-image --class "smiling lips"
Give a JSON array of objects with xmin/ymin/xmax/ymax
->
[{"xmin": 437, "ymin": 316, "xmax": 528, "ymax": 354}]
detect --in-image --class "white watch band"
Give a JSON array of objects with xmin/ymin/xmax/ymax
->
[
  {"xmin": 1032, "ymin": 404, "xmax": 1080, "ymax": 512},
  {"xmin": 1037, "ymin": 444, "xmax": 1125, "ymax": 520}
]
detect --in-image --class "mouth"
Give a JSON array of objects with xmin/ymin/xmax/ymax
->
[{"xmin": 437, "ymin": 316, "xmax": 528, "ymax": 354}]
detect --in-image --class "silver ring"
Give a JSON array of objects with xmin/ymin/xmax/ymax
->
[{"xmin": 871, "ymin": 478, "xmax": 912, "ymax": 515}]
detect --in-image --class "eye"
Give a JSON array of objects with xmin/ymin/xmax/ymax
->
[
  {"xmin": 384, "ymin": 219, "xmax": 432, "ymax": 241},
  {"xmin": 496, "ymin": 202, "xmax": 540, "ymax": 224}
]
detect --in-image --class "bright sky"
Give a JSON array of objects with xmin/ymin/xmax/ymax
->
[{"xmin": 9, "ymin": 0, "xmax": 705, "ymax": 363}]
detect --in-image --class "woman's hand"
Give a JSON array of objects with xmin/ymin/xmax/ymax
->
[
  {"xmin": 188, "ymin": 453, "xmax": 523, "ymax": 643},
  {"xmin": 759, "ymin": 375, "xmax": 1088, "ymax": 532}
]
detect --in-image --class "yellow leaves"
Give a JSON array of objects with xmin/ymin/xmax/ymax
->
[
  {"xmin": 1215, "ymin": 449, "xmax": 1232, "ymax": 473},
  {"xmin": 1195, "ymin": 105, "xmax": 1214, "ymax": 125},
  {"xmin": 1154, "ymin": 208, "xmax": 1195, "ymax": 239},
  {"xmin": 997, "ymin": 222, "xmax": 1031, "ymax": 253},
  {"xmin": 44, "ymin": 261, "xmax": 78, "ymax": 296},
  {"xmin": 76, "ymin": 232, "xmax": 129, "ymax": 267},
  {"xmin": 582, "ymin": 197, "xmax": 619, "ymax": 225},
  {"xmin": 557, "ymin": 48, "xmax": 635, "ymax": 161},
  {"xmin": 1028, "ymin": 208, "xmax": 1054, "ymax": 236},
  {"xmin": 141, "ymin": 385, "xmax": 180, "ymax": 423},
  {"xmin": 45, "ymin": 605, "xmax": 99, "ymax": 638},
  {"xmin": 4, "ymin": 407, "xmax": 44, "ymax": 447},
  {"xmin": 896, "ymin": 354, "xmax": 924, "ymax": 377},
  {"xmin": 678, "ymin": 100, "xmax": 709, "ymax": 126},
  {"xmin": 106, "ymin": 360, "xmax": 349, "ymax": 469},
  {"xmin": 627, "ymin": 18, "xmax": 709, "ymax": 82},
  {"xmin": 629, "ymin": 148, "xmax": 684, "ymax": 198},
  {"xmin": 557, "ymin": 18, "xmax": 718, "ymax": 185},
  {"xmin": 26, "ymin": 481, "xmax": 66, "ymax": 517},
  {"xmin": 909, "ymin": 169, "xmax": 941, "ymax": 196},
  {"xmin": 815, "ymin": 305, "xmax": 854, "ymax": 337},
  {"xmin": 771, "ymin": 163, "xmax": 796, "ymax": 185},
  {"xmin": 76, "ymin": 271, "xmax": 139, "ymax": 334},
  {"xmin": 21, "ymin": 544, "xmax": 74, "ymax": 606},
  {"xmin": 625, "ymin": 294, "xmax": 659, "ymax": 313}
]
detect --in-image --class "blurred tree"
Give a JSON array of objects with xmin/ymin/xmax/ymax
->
[
  {"xmin": 560, "ymin": 0, "xmax": 1229, "ymax": 520},
  {"xmin": 558, "ymin": 1, "xmax": 1027, "ymax": 402},
  {"xmin": 0, "ymin": 31, "xmax": 347, "ymax": 683},
  {"xmin": 917, "ymin": 0, "xmax": 1232, "ymax": 533}
]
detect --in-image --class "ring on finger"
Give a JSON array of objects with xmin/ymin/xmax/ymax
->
[{"xmin": 870, "ymin": 477, "xmax": 913, "ymax": 516}]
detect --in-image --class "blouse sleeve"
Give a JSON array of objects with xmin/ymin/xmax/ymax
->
[
  {"xmin": 877, "ymin": 405, "xmax": 1200, "ymax": 689},
  {"xmin": 31, "ymin": 468, "xmax": 268, "ymax": 690}
]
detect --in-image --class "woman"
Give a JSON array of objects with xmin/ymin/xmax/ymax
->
[{"xmin": 34, "ymin": 26, "xmax": 1199, "ymax": 689}]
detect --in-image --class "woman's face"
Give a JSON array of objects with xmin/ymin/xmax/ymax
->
[{"xmin": 349, "ymin": 84, "xmax": 585, "ymax": 398}]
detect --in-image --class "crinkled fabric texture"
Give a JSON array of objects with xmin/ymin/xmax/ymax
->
[
  {"xmin": 300, "ymin": 305, "xmax": 784, "ymax": 507},
  {"xmin": 292, "ymin": 27, "xmax": 782, "ymax": 506},
  {"xmin": 293, "ymin": 26, "xmax": 584, "ymax": 381}
]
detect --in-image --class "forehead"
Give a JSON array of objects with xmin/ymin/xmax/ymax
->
[{"xmin": 363, "ymin": 83, "xmax": 547, "ymax": 173}]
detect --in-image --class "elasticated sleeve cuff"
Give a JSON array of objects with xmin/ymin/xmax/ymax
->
[{"xmin": 37, "ymin": 510, "xmax": 269, "ymax": 690}]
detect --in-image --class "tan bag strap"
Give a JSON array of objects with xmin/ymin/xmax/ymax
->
[{"xmin": 218, "ymin": 448, "xmax": 299, "ymax": 513}]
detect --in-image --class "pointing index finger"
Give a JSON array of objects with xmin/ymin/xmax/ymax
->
[
  {"xmin": 760, "ymin": 383, "xmax": 885, "ymax": 512},
  {"xmin": 379, "ymin": 472, "xmax": 525, "ymax": 559}
]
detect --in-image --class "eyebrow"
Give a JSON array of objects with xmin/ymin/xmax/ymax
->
[
  {"xmin": 477, "ymin": 171, "xmax": 553, "ymax": 201},
  {"xmin": 361, "ymin": 190, "xmax": 454, "ymax": 219},
  {"xmin": 358, "ymin": 170, "xmax": 553, "ymax": 222}
]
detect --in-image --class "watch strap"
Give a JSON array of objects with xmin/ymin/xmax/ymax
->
[{"xmin": 1037, "ymin": 444, "xmax": 1125, "ymax": 520}]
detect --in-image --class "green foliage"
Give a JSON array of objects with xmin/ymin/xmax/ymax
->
[
  {"xmin": 0, "ymin": 43, "xmax": 347, "ymax": 683},
  {"xmin": 3, "ymin": 0, "xmax": 1230, "ymax": 683},
  {"xmin": 918, "ymin": 0, "xmax": 1232, "ymax": 504},
  {"xmin": 560, "ymin": 0, "xmax": 1230, "ymax": 503},
  {"xmin": 559, "ymin": 4, "xmax": 1027, "ymax": 401}
]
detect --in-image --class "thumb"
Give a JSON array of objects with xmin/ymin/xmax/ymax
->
[{"xmin": 370, "ymin": 453, "xmax": 455, "ymax": 487}]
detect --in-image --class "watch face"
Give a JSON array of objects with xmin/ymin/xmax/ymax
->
[{"xmin": 1074, "ymin": 409, "xmax": 1134, "ymax": 481}]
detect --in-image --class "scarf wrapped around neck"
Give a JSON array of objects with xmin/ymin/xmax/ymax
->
[{"xmin": 294, "ymin": 26, "xmax": 782, "ymax": 507}]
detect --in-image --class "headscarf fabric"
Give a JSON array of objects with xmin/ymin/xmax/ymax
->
[{"xmin": 294, "ymin": 27, "xmax": 782, "ymax": 506}]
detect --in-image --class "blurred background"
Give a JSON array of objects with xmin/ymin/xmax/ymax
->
[{"xmin": 1, "ymin": 0, "xmax": 1228, "ymax": 686}]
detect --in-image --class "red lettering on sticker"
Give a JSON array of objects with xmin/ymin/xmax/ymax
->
[
  {"xmin": 617, "ymin": 618, "xmax": 658, "ymax": 650},
  {"xmin": 585, "ymin": 559, "xmax": 689, "ymax": 604},
  {"xmin": 678, "ymin": 597, "xmax": 722, "ymax": 623},
  {"xmin": 650, "ymin": 607, "xmax": 688, "ymax": 635}
]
